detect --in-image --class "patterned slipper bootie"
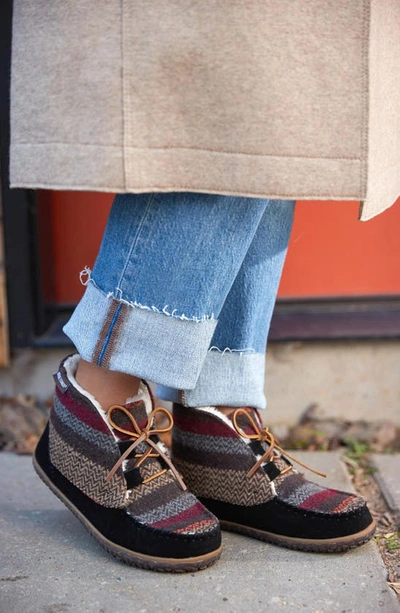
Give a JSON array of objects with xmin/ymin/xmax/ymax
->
[
  {"xmin": 33, "ymin": 356, "xmax": 221, "ymax": 572},
  {"xmin": 172, "ymin": 404, "xmax": 376, "ymax": 553}
]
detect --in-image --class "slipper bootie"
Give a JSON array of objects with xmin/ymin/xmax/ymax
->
[
  {"xmin": 172, "ymin": 404, "xmax": 376, "ymax": 553},
  {"xmin": 33, "ymin": 356, "xmax": 221, "ymax": 572}
]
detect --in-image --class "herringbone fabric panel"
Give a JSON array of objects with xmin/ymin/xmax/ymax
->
[
  {"xmin": 173, "ymin": 458, "xmax": 275, "ymax": 506},
  {"xmin": 172, "ymin": 428, "xmax": 251, "ymax": 455},
  {"xmin": 134, "ymin": 491, "xmax": 200, "ymax": 525},
  {"xmin": 49, "ymin": 422, "xmax": 127, "ymax": 508},
  {"xmin": 127, "ymin": 470, "xmax": 176, "ymax": 502},
  {"xmin": 53, "ymin": 394, "xmax": 115, "ymax": 452}
]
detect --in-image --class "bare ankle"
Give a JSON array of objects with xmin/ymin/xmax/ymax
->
[
  {"xmin": 75, "ymin": 358, "xmax": 141, "ymax": 409},
  {"xmin": 216, "ymin": 406, "xmax": 237, "ymax": 416}
]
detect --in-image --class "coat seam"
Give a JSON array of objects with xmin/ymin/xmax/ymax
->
[
  {"xmin": 11, "ymin": 142, "xmax": 362, "ymax": 162},
  {"xmin": 9, "ymin": 182, "xmax": 363, "ymax": 201},
  {"xmin": 359, "ymin": 0, "xmax": 370, "ymax": 200},
  {"xmin": 120, "ymin": 0, "xmax": 127, "ymax": 190}
]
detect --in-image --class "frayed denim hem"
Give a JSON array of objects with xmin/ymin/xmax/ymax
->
[{"xmin": 80, "ymin": 267, "xmax": 216, "ymax": 323}]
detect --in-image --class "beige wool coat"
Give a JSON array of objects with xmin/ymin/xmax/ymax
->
[{"xmin": 10, "ymin": 0, "xmax": 400, "ymax": 221}]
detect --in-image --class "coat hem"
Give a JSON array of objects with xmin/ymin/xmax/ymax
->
[{"xmin": 10, "ymin": 142, "xmax": 364, "ymax": 202}]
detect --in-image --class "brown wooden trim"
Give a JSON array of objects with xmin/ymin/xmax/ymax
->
[
  {"xmin": 33, "ymin": 296, "xmax": 400, "ymax": 348},
  {"xmin": 269, "ymin": 296, "xmax": 400, "ymax": 341}
]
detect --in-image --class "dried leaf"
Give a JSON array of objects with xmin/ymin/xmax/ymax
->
[
  {"xmin": 0, "ymin": 396, "xmax": 48, "ymax": 454},
  {"xmin": 388, "ymin": 582, "xmax": 400, "ymax": 595},
  {"xmin": 372, "ymin": 421, "xmax": 398, "ymax": 452}
]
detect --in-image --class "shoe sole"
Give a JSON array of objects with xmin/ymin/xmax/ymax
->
[
  {"xmin": 33, "ymin": 455, "xmax": 222, "ymax": 572},
  {"xmin": 219, "ymin": 518, "xmax": 376, "ymax": 553}
]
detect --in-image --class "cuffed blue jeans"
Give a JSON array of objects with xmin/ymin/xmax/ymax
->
[{"xmin": 64, "ymin": 193, "xmax": 295, "ymax": 409}]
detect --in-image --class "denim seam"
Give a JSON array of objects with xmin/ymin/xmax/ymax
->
[
  {"xmin": 97, "ymin": 302, "xmax": 122, "ymax": 366},
  {"xmin": 92, "ymin": 299, "xmax": 128, "ymax": 368},
  {"xmin": 116, "ymin": 193, "xmax": 155, "ymax": 292},
  {"xmin": 92, "ymin": 298, "xmax": 120, "ymax": 365},
  {"xmin": 101, "ymin": 303, "xmax": 129, "ymax": 368}
]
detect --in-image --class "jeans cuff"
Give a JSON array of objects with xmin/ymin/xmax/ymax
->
[
  {"xmin": 63, "ymin": 282, "xmax": 217, "ymax": 390},
  {"xmin": 157, "ymin": 351, "xmax": 267, "ymax": 409}
]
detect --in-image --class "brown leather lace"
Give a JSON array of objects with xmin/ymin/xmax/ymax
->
[
  {"xmin": 105, "ymin": 405, "xmax": 187, "ymax": 490},
  {"xmin": 232, "ymin": 408, "xmax": 327, "ymax": 479}
]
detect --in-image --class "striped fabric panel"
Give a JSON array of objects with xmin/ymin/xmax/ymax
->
[
  {"xmin": 175, "ymin": 517, "xmax": 218, "ymax": 535},
  {"xmin": 173, "ymin": 427, "xmax": 252, "ymax": 456},
  {"xmin": 51, "ymin": 407, "xmax": 117, "ymax": 472},
  {"xmin": 298, "ymin": 488, "xmax": 348, "ymax": 511},
  {"xmin": 173, "ymin": 458, "xmax": 275, "ymax": 506},
  {"xmin": 127, "ymin": 475, "xmax": 218, "ymax": 535},
  {"xmin": 49, "ymin": 421, "xmax": 127, "ymax": 508},
  {"xmin": 127, "ymin": 470, "xmax": 176, "ymax": 503},
  {"xmin": 149, "ymin": 501, "xmax": 215, "ymax": 535},
  {"xmin": 53, "ymin": 394, "xmax": 116, "ymax": 453},
  {"xmin": 333, "ymin": 495, "xmax": 363, "ymax": 513},
  {"xmin": 127, "ymin": 479, "xmax": 181, "ymax": 516},
  {"xmin": 55, "ymin": 386, "xmax": 110, "ymax": 435},
  {"xmin": 275, "ymin": 471, "xmax": 364, "ymax": 514},
  {"xmin": 173, "ymin": 407, "xmax": 237, "ymax": 438},
  {"xmin": 282, "ymin": 480, "xmax": 325, "ymax": 507},
  {"xmin": 133, "ymin": 491, "xmax": 200, "ymax": 525},
  {"xmin": 173, "ymin": 438, "xmax": 254, "ymax": 472}
]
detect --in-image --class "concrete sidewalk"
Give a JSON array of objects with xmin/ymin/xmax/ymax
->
[
  {"xmin": 0, "ymin": 452, "xmax": 398, "ymax": 613},
  {"xmin": 372, "ymin": 455, "xmax": 400, "ymax": 525}
]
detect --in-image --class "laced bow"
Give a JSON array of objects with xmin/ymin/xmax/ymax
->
[
  {"xmin": 232, "ymin": 408, "xmax": 327, "ymax": 479},
  {"xmin": 105, "ymin": 405, "xmax": 186, "ymax": 490}
]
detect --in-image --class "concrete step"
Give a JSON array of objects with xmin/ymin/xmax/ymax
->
[
  {"xmin": 0, "ymin": 452, "xmax": 398, "ymax": 613},
  {"xmin": 2, "ymin": 344, "xmax": 400, "ymax": 426},
  {"xmin": 371, "ymin": 454, "xmax": 400, "ymax": 525}
]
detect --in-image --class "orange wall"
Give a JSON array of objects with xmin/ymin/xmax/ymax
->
[
  {"xmin": 37, "ymin": 191, "xmax": 400, "ymax": 304},
  {"xmin": 38, "ymin": 191, "xmax": 113, "ymax": 304},
  {"xmin": 280, "ymin": 198, "xmax": 400, "ymax": 298}
]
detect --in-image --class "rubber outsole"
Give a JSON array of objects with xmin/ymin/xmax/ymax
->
[
  {"xmin": 219, "ymin": 518, "xmax": 377, "ymax": 553},
  {"xmin": 33, "ymin": 455, "xmax": 222, "ymax": 572}
]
